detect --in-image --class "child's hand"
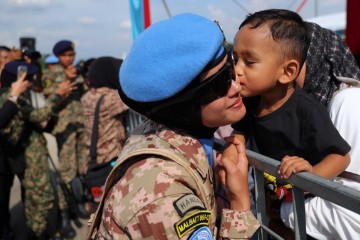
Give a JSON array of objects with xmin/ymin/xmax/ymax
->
[{"xmin": 278, "ymin": 155, "xmax": 313, "ymax": 179}]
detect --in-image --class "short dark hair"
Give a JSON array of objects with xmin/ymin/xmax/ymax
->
[
  {"xmin": 0, "ymin": 46, "xmax": 11, "ymax": 52},
  {"xmin": 240, "ymin": 9, "xmax": 310, "ymax": 67}
]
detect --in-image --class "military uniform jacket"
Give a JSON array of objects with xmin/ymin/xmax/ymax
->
[
  {"xmin": 42, "ymin": 64, "xmax": 85, "ymax": 135},
  {"xmin": 88, "ymin": 120, "xmax": 259, "ymax": 239}
]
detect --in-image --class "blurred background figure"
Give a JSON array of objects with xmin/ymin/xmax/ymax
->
[
  {"xmin": 44, "ymin": 55, "xmax": 59, "ymax": 71},
  {"xmin": 41, "ymin": 40, "xmax": 88, "ymax": 238},
  {"xmin": 81, "ymin": 56, "xmax": 128, "ymax": 213},
  {"xmin": 0, "ymin": 59, "xmax": 74, "ymax": 239},
  {"xmin": 0, "ymin": 63, "xmax": 31, "ymax": 240},
  {"xmin": 0, "ymin": 46, "xmax": 12, "ymax": 77}
]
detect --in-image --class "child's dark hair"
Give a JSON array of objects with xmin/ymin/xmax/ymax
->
[{"xmin": 240, "ymin": 9, "xmax": 310, "ymax": 67}]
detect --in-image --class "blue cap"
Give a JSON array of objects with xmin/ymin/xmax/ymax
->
[
  {"xmin": 120, "ymin": 13, "xmax": 226, "ymax": 102},
  {"xmin": 53, "ymin": 40, "xmax": 74, "ymax": 55},
  {"xmin": 4, "ymin": 60, "xmax": 39, "ymax": 76},
  {"xmin": 45, "ymin": 55, "xmax": 59, "ymax": 64}
]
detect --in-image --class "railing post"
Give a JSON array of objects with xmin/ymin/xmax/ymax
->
[
  {"xmin": 292, "ymin": 187, "xmax": 307, "ymax": 240},
  {"xmin": 253, "ymin": 168, "xmax": 268, "ymax": 240}
]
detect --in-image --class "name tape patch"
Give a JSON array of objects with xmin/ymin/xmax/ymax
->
[
  {"xmin": 173, "ymin": 194, "xmax": 205, "ymax": 217},
  {"xmin": 174, "ymin": 210, "xmax": 211, "ymax": 238}
]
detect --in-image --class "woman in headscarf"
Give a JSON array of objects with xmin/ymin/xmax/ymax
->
[
  {"xmin": 81, "ymin": 56, "xmax": 128, "ymax": 205},
  {"xmin": 280, "ymin": 21, "xmax": 360, "ymax": 240}
]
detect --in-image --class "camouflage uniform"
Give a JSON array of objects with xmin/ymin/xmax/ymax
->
[
  {"xmin": 42, "ymin": 65, "xmax": 87, "ymax": 209},
  {"xmin": 0, "ymin": 89, "xmax": 62, "ymax": 235},
  {"xmin": 89, "ymin": 121, "xmax": 259, "ymax": 239},
  {"xmin": 82, "ymin": 87, "xmax": 128, "ymax": 164}
]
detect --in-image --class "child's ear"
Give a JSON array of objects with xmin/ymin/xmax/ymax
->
[{"xmin": 279, "ymin": 60, "xmax": 300, "ymax": 84}]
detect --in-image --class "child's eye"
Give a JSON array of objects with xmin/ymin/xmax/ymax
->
[{"xmin": 244, "ymin": 59, "xmax": 255, "ymax": 65}]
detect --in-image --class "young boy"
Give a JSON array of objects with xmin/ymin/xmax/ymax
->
[{"xmin": 223, "ymin": 9, "xmax": 350, "ymax": 196}]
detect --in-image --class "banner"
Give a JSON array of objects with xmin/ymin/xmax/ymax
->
[
  {"xmin": 129, "ymin": 0, "xmax": 151, "ymax": 40},
  {"xmin": 346, "ymin": 0, "xmax": 360, "ymax": 55}
]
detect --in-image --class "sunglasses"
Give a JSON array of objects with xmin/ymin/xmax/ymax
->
[{"xmin": 149, "ymin": 55, "xmax": 235, "ymax": 115}]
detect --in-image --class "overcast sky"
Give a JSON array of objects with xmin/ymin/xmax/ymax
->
[{"xmin": 0, "ymin": 0, "xmax": 346, "ymax": 61}]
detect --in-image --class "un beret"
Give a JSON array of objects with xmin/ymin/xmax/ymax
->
[
  {"xmin": 45, "ymin": 55, "xmax": 59, "ymax": 64},
  {"xmin": 120, "ymin": 13, "xmax": 226, "ymax": 102},
  {"xmin": 53, "ymin": 40, "xmax": 74, "ymax": 55},
  {"xmin": 4, "ymin": 60, "xmax": 39, "ymax": 76}
]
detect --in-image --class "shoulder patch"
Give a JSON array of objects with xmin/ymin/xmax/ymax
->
[
  {"xmin": 188, "ymin": 226, "xmax": 212, "ymax": 240},
  {"xmin": 173, "ymin": 194, "xmax": 205, "ymax": 217},
  {"xmin": 174, "ymin": 210, "xmax": 211, "ymax": 238}
]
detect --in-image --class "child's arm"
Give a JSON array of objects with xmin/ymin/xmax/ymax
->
[{"xmin": 278, "ymin": 153, "xmax": 350, "ymax": 179}]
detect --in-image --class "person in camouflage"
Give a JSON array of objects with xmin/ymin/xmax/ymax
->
[
  {"xmin": 88, "ymin": 13, "xmax": 259, "ymax": 239},
  {"xmin": 0, "ymin": 60, "xmax": 74, "ymax": 239},
  {"xmin": 41, "ymin": 40, "xmax": 88, "ymax": 237},
  {"xmin": 0, "ymin": 68, "xmax": 30, "ymax": 239},
  {"xmin": 81, "ymin": 57, "xmax": 128, "ymax": 205}
]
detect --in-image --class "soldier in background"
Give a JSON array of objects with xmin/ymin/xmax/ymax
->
[
  {"xmin": 0, "ymin": 60, "xmax": 74, "ymax": 239},
  {"xmin": 41, "ymin": 40, "xmax": 87, "ymax": 238},
  {"xmin": 0, "ymin": 66, "xmax": 30, "ymax": 240}
]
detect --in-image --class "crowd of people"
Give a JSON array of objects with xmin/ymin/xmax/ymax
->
[
  {"xmin": 0, "ymin": 41, "xmax": 129, "ymax": 239},
  {"xmin": 1, "ymin": 8, "xmax": 360, "ymax": 240}
]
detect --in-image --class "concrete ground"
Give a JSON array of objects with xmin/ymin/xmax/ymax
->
[{"xmin": 9, "ymin": 133, "xmax": 89, "ymax": 240}]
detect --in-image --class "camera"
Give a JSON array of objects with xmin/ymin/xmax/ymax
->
[
  {"xmin": 75, "ymin": 62, "xmax": 84, "ymax": 75},
  {"xmin": 19, "ymin": 37, "xmax": 41, "ymax": 60}
]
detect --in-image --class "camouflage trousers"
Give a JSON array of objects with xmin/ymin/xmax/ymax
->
[
  {"xmin": 55, "ymin": 126, "xmax": 87, "ymax": 210},
  {"xmin": 23, "ymin": 132, "xmax": 54, "ymax": 236}
]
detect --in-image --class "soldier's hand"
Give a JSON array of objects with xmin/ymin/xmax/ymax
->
[
  {"xmin": 64, "ymin": 65, "xmax": 77, "ymax": 80},
  {"xmin": 10, "ymin": 72, "xmax": 31, "ymax": 97},
  {"xmin": 216, "ymin": 136, "xmax": 250, "ymax": 211},
  {"xmin": 55, "ymin": 80, "xmax": 77, "ymax": 96}
]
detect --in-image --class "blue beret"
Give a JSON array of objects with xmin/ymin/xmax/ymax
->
[
  {"xmin": 53, "ymin": 40, "xmax": 74, "ymax": 55},
  {"xmin": 45, "ymin": 55, "xmax": 59, "ymax": 64},
  {"xmin": 4, "ymin": 60, "xmax": 39, "ymax": 76},
  {"xmin": 120, "ymin": 13, "xmax": 225, "ymax": 102}
]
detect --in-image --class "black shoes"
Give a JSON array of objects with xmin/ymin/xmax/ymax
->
[
  {"xmin": 58, "ymin": 209, "xmax": 76, "ymax": 239},
  {"xmin": 76, "ymin": 203, "xmax": 90, "ymax": 219},
  {"xmin": 2, "ymin": 225, "xmax": 15, "ymax": 240}
]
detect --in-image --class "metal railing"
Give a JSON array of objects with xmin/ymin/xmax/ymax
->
[
  {"xmin": 247, "ymin": 150, "xmax": 360, "ymax": 240},
  {"xmin": 124, "ymin": 109, "xmax": 145, "ymax": 137},
  {"xmin": 123, "ymin": 117, "xmax": 360, "ymax": 239}
]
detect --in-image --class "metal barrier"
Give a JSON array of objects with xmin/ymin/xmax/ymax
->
[
  {"xmin": 124, "ymin": 121, "xmax": 360, "ymax": 239},
  {"xmin": 124, "ymin": 109, "xmax": 145, "ymax": 136},
  {"xmin": 247, "ymin": 150, "xmax": 360, "ymax": 240}
]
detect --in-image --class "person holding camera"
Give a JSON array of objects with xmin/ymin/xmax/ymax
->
[
  {"xmin": 0, "ymin": 65, "xmax": 30, "ymax": 240},
  {"xmin": 0, "ymin": 60, "xmax": 74, "ymax": 239},
  {"xmin": 41, "ymin": 40, "xmax": 88, "ymax": 238}
]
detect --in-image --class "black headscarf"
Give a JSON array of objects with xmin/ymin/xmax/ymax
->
[
  {"xmin": 303, "ymin": 22, "xmax": 360, "ymax": 107},
  {"xmin": 87, "ymin": 57, "xmax": 123, "ymax": 89}
]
